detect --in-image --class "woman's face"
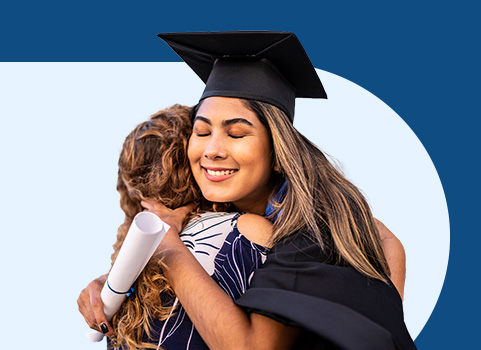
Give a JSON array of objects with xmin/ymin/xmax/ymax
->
[{"xmin": 188, "ymin": 97, "xmax": 274, "ymax": 215}]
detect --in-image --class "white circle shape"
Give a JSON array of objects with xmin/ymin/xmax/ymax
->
[{"xmin": 295, "ymin": 69, "xmax": 450, "ymax": 339}]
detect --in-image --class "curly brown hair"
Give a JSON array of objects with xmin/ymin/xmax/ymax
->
[{"xmin": 110, "ymin": 104, "xmax": 202, "ymax": 349}]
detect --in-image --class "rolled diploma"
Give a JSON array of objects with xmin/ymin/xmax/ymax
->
[{"xmin": 87, "ymin": 211, "xmax": 169, "ymax": 342}]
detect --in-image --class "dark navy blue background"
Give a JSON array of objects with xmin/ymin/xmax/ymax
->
[{"xmin": 2, "ymin": 1, "xmax": 478, "ymax": 348}]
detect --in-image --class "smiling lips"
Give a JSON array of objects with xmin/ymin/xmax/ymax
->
[
  {"xmin": 206, "ymin": 169, "xmax": 236, "ymax": 176},
  {"xmin": 202, "ymin": 167, "xmax": 238, "ymax": 182}
]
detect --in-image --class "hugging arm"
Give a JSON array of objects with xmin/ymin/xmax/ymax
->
[
  {"xmin": 157, "ymin": 227, "xmax": 301, "ymax": 350},
  {"xmin": 76, "ymin": 207, "xmax": 405, "ymax": 347},
  {"xmin": 144, "ymin": 202, "xmax": 301, "ymax": 350},
  {"xmin": 376, "ymin": 219, "xmax": 406, "ymax": 299}
]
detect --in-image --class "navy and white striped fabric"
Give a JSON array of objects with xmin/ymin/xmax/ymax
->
[{"xmin": 116, "ymin": 212, "xmax": 269, "ymax": 350}]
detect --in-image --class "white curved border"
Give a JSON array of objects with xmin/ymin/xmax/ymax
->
[{"xmin": 296, "ymin": 69, "xmax": 449, "ymax": 339}]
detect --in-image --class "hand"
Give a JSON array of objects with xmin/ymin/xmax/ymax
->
[
  {"xmin": 375, "ymin": 218, "xmax": 395, "ymax": 241},
  {"xmin": 140, "ymin": 201, "xmax": 197, "ymax": 234},
  {"xmin": 77, "ymin": 274, "xmax": 115, "ymax": 337},
  {"xmin": 374, "ymin": 218, "xmax": 406, "ymax": 299},
  {"xmin": 141, "ymin": 201, "xmax": 198, "ymax": 258}
]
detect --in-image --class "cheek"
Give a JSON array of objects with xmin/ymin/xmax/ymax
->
[
  {"xmin": 187, "ymin": 138, "xmax": 200, "ymax": 164},
  {"xmin": 242, "ymin": 140, "xmax": 272, "ymax": 173}
]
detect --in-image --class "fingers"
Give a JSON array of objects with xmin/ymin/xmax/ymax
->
[
  {"xmin": 141, "ymin": 200, "xmax": 153, "ymax": 211},
  {"xmin": 175, "ymin": 202, "xmax": 198, "ymax": 215},
  {"xmin": 141, "ymin": 201, "xmax": 198, "ymax": 234},
  {"xmin": 77, "ymin": 275, "xmax": 115, "ymax": 338},
  {"xmin": 89, "ymin": 285, "xmax": 115, "ymax": 337},
  {"xmin": 374, "ymin": 218, "xmax": 394, "ymax": 241},
  {"xmin": 78, "ymin": 287, "xmax": 100, "ymax": 331},
  {"xmin": 141, "ymin": 200, "xmax": 197, "ymax": 214},
  {"xmin": 141, "ymin": 201, "xmax": 170, "ymax": 216}
]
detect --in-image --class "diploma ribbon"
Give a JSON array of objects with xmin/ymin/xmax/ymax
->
[
  {"xmin": 106, "ymin": 279, "xmax": 136, "ymax": 300},
  {"xmin": 126, "ymin": 287, "xmax": 136, "ymax": 300}
]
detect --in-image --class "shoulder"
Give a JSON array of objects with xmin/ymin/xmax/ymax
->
[
  {"xmin": 182, "ymin": 211, "xmax": 239, "ymax": 235},
  {"xmin": 236, "ymin": 213, "xmax": 273, "ymax": 248},
  {"xmin": 186, "ymin": 211, "xmax": 237, "ymax": 227}
]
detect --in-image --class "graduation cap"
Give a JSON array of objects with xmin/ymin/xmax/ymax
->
[{"xmin": 158, "ymin": 31, "xmax": 327, "ymax": 122}]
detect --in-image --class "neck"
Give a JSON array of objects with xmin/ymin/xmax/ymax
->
[
  {"xmin": 233, "ymin": 197, "xmax": 269, "ymax": 216},
  {"xmin": 233, "ymin": 177, "xmax": 280, "ymax": 215}
]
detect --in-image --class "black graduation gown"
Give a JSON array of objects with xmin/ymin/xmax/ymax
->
[{"xmin": 235, "ymin": 232, "xmax": 417, "ymax": 350}]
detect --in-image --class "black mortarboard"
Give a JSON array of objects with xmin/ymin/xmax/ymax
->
[{"xmin": 158, "ymin": 31, "xmax": 327, "ymax": 122}]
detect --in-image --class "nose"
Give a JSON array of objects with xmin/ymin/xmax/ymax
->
[{"xmin": 203, "ymin": 133, "xmax": 227, "ymax": 160}]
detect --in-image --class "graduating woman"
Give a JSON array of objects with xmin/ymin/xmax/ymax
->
[{"xmin": 79, "ymin": 31, "xmax": 414, "ymax": 349}]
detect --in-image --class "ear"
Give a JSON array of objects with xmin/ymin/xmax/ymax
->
[{"xmin": 273, "ymin": 164, "xmax": 281, "ymax": 173}]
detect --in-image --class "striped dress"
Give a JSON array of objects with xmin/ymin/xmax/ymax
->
[{"xmin": 117, "ymin": 211, "xmax": 269, "ymax": 350}]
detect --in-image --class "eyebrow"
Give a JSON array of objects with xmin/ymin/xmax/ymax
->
[
  {"xmin": 193, "ymin": 115, "xmax": 254, "ymax": 127},
  {"xmin": 222, "ymin": 118, "xmax": 254, "ymax": 127},
  {"xmin": 193, "ymin": 116, "xmax": 211, "ymax": 125}
]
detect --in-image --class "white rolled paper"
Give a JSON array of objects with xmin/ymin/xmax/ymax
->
[{"xmin": 87, "ymin": 211, "xmax": 169, "ymax": 342}]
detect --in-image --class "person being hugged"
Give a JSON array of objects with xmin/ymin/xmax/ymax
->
[{"xmin": 78, "ymin": 104, "xmax": 273, "ymax": 349}]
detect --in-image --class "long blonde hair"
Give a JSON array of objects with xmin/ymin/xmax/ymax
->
[
  {"xmin": 111, "ymin": 104, "xmax": 205, "ymax": 349},
  {"xmin": 242, "ymin": 100, "xmax": 390, "ymax": 282}
]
